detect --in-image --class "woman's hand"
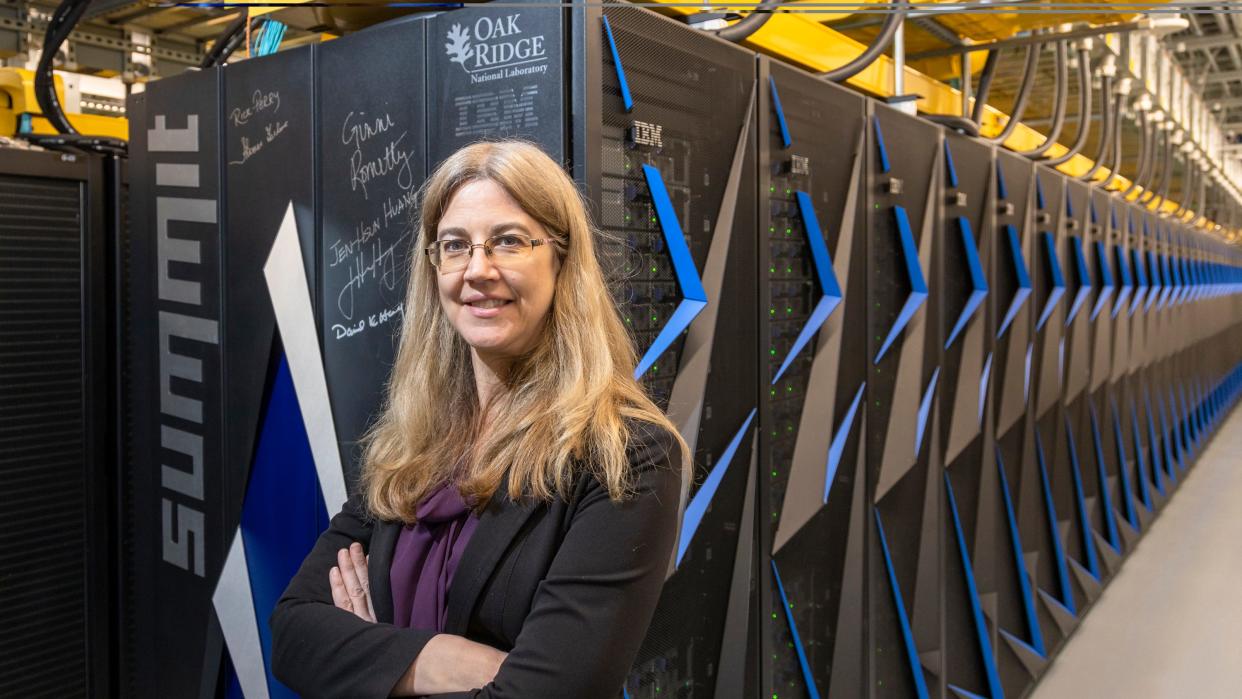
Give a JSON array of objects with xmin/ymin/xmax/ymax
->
[
  {"xmin": 329, "ymin": 542, "xmax": 375, "ymax": 623},
  {"xmin": 391, "ymin": 634, "xmax": 508, "ymax": 696}
]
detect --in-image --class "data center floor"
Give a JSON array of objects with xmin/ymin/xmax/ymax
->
[{"xmin": 1029, "ymin": 405, "xmax": 1242, "ymax": 699}]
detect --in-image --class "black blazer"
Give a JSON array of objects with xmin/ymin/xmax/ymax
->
[{"xmin": 270, "ymin": 423, "xmax": 681, "ymax": 699}]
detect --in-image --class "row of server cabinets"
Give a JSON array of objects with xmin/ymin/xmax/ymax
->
[{"xmin": 122, "ymin": 3, "xmax": 1242, "ymax": 698}]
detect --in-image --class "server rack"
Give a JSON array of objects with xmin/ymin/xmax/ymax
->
[
  {"xmin": 0, "ymin": 148, "xmax": 112, "ymax": 697},
  {"xmin": 866, "ymin": 103, "xmax": 944, "ymax": 699},
  {"xmin": 756, "ymin": 56, "xmax": 868, "ymax": 699}
]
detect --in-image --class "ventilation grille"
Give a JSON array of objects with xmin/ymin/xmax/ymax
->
[{"xmin": 0, "ymin": 173, "xmax": 89, "ymax": 696}]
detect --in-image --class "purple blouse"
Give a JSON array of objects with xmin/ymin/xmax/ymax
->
[{"xmin": 389, "ymin": 483, "xmax": 480, "ymax": 632}]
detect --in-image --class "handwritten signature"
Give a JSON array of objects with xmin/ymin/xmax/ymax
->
[
  {"xmin": 329, "ymin": 301, "xmax": 405, "ymax": 341},
  {"xmin": 227, "ymin": 119, "xmax": 289, "ymax": 166},
  {"xmin": 230, "ymin": 89, "xmax": 280, "ymax": 126},
  {"xmin": 335, "ymin": 229, "xmax": 412, "ymax": 320},
  {"xmin": 349, "ymin": 131, "xmax": 415, "ymax": 200}
]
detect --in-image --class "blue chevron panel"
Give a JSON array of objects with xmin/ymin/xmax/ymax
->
[
  {"xmin": 1157, "ymin": 394, "xmax": 1180, "ymax": 479},
  {"xmin": 601, "ymin": 16, "xmax": 633, "ymax": 112},
  {"xmin": 771, "ymin": 560, "xmax": 822, "ymax": 699},
  {"xmin": 768, "ymin": 76, "xmax": 792, "ymax": 149},
  {"xmin": 873, "ymin": 114, "xmax": 891, "ymax": 173},
  {"xmin": 916, "ymin": 368, "xmax": 940, "ymax": 457},
  {"xmin": 873, "ymin": 511, "xmax": 932, "ymax": 699},
  {"xmin": 1160, "ymin": 253, "xmax": 1174, "ymax": 309},
  {"xmin": 1111, "ymin": 246, "xmax": 1131, "ymax": 319},
  {"xmin": 1144, "ymin": 395, "xmax": 1166, "ymax": 496},
  {"xmin": 944, "ymin": 140, "xmax": 959, "ymax": 188},
  {"xmin": 979, "ymin": 352, "xmax": 993, "ymax": 422},
  {"xmin": 1035, "ymin": 429, "xmax": 1076, "ymax": 614},
  {"xmin": 1090, "ymin": 241, "xmax": 1114, "ymax": 322},
  {"xmin": 945, "ymin": 473, "xmax": 1005, "ymax": 699},
  {"xmin": 946, "ymin": 217, "xmax": 988, "ymax": 349},
  {"xmin": 772, "ymin": 192, "xmax": 843, "ymax": 383},
  {"xmin": 240, "ymin": 355, "xmax": 329, "ymax": 699},
  {"xmin": 1038, "ymin": 232, "xmax": 1066, "ymax": 331},
  {"xmin": 998, "ymin": 224, "xmax": 1031, "ymax": 339},
  {"xmin": 634, "ymin": 164, "xmax": 707, "ymax": 379},
  {"xmin": 1130, "ymin": 404, "xmax": 1154, "ymax": 510},
  {"xmin": 1146, "ymin": 250, "xmax": 1161, "ymax": 312},
  {"xmin": 1036, "ymin": 174, "xmax": 1046, "ymax": 210},
  {"xmin": 1130, "ymin": 249, "xmax": 1147, "ymax": 316},
  {"xmin": 996, "ymin": 450, "xmax": 1047, "ymax": 656},
  {"xmin": 1110, "ymin": 407, "xmax": 1139, "ymax": 530},
  {"xmin": 875, "ymin": 205, "xmax": 928, "ymax": 363},
  {"xmin": 677, "ymin": 409, "xmax": 755, "ymax": 566},
  {"xmin": 825, "ymin": 383, "xmax": 866, "ymax": 503},
  {"xmin": 996, "ymin": 165, "xmax": 1008, "ymax": 201},
  {"xmin": 1064, "ymin": 419, "xmax": 1101, "ymax": 579},
  {"xmin": 1087, "ymin": 406, "xmax": 1121, "ymax": 553},
  {"xmin": 1066, "ymin": 236, "xmax": 1091, "ymax": 325}
]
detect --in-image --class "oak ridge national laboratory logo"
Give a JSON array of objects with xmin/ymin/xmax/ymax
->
[{"xmin": 444, "ymin": 13, "xmax": 550, "ymax": 84}]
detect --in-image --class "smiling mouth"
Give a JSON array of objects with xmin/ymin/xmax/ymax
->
[{"xmin": 467, "ymin": 299, "xmax": 511, "ymax": 309}]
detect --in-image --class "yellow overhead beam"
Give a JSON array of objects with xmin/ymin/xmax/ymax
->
[{"xmin": 0, "ymin": 68, "xmax": 128, "ymax": 140}]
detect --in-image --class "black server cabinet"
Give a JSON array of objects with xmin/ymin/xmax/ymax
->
[
  {"xmin": 319, "ymin": 17, "xmax": 429, "ymax": 489},
  {"xmin": 427, "ymin": 4, "xmax": 760, "ymax": 694},
  {"xmin": 125, "ymin": 69, "xmax": 228, "ymax": 697},
  {"xmin": 757, "ymin": 57, "xmax": 868, "ymax": 699},
  {"xmin": 866, "ymin": 104, "xmax": 943, "ymax": 699},
  {"xmin": 938, "ymin": 133, "xmax": 1002, "ymax": 699},
  {"xmin": 0, "ymin": 149, "xmax": 111, "ymax": 696}
]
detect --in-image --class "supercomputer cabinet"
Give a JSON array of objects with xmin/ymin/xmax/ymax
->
[
  {"xmin": 319, "ymin": 17, "xmax": 430, "ymax": 489},
  {"xmin": 938, "ymin": 132, "xmax": 1001, "ymax": 699},
  {"xmin": 866, "ymin": 102, "xmax": 944, "ymax": 699},
  {"xmin": 757, "ymin": 56, "xmax": 868, "ymax": 699}
]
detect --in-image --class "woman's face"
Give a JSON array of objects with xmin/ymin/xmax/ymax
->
[{"xmin": 434, "ymin": 179, "xmax": 559, "ymax": 366}]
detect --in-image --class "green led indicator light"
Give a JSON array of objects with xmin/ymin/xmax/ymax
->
[
  {"xmin": 771, "ymin": 470, "xmax": 778, "ymax": 477},
  {"xmin": 770, "ymin": 308, "xmax": 777, "ymax": 316},
  {"xmin": 770, "ymin": 266, "xmax": 776, "ymax": 274},
  {"xmin": 650, "ymin": 266, "xmax": 658, "ymax": 273},
  {"xmin": 769, "ymin": 185, "xmax": 776, "ymax": 193},
  {"xmin": 784, "ymin": 227, "xmax": 792, "ymax": 234},
  {"xmin": 785, "ymin": 267, "xmax": 792, "ymax": 274},
  {"xmin": 770, "ymin": 347, "xmax": 777, "ymax": 356},
  {"xmin": 785, "ymin": 306, "xmax": 793, "ymax": 314},
  {"xmin": 784, "ymin": 188, "xmax": 791, "ymax": 195}
]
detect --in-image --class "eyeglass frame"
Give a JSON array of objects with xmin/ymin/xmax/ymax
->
[{"xmin": 424, "ymin": 232, "xmax": 551, "ymax": 271}]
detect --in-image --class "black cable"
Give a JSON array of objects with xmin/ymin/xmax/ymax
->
[
  {"xmin": 199, "ymin": 10, "xmax": 251, "ymax": 68},
  {"xmin": 1136, "ymin": 128, "xmax": 1164, "ymax": 204},
  {"xmin": 970, "ymin": 49, "xmax": 1000, "ymax": 125},
  {"xmin": 1078, "ymin": 75, "xmax": 1115, "ymax": 181},
  {"xmin": 1143, "ymin": 130, "xmax": 1174, "ymax": 207},
  {"xmin": 1044, "ymin": 46, "xmax": 1092, "ymax": 167},
  {"xmin": 1174, "ymin": 161, "xmax": 1194, "ymax": 218},
  {"xmin": 1120, "ymin": 112, "xmax": 1152, "ymax": 199},
  {"xmin": 991, "ymin": 43, "xmax": 1039, "ymax": 144},
  {"xmin": 924, "ymin": 115, "xmax": 980, "ymax": 136},
  {"xmin": 35, "ymin": 0, "xmax": 91, "ymax": 135},
  {"xmin": 1098, "ymin": 95, "xmax": 1127, "ymax": 191},
  {"xmin": 22, "ymin": 132, "xmax": 128, "ymax": 156},
  {"xmin": 1019, "ymin": 41, "xmax": 1068, "ymax": 158},
  {"xmin": 713, "ymin": 0, "xmax": 782, "ymax": 43},
  {"xmin": 820, "ymin": 0, "xmax": 909, "ymax": 83},
  {"xmin": 1152, "ymin": 139, "xmax": 1175, "ymax": 210}
]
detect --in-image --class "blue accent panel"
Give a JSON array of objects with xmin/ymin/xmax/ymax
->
[
  {"xmin": 1038, "ymin": 232, "xmax": 1066, "ymax": 331},
  {"xmin": 996, "ymin": 449, "xmax": 1047, "ymax": 656},
  {"xmin": 240, "ymin": 355, "xmax": 329, "ymax": 699},
  {"xmin": 874, "ymin": 511, "xmax": 932, "ymax": 699},
  {"xmin": 948, "ymin": 685, "xmax": 989, "ymax": 699},
  {"xmin": 1161, "ymin": 254, "xmax": 1174, "ymax": 309},
  {"xmin": 825, "ymin": 383, "xmax": 866, "ymax": 503},
  {"xmin": 1144, "ymin": 395, "xmax": 1166, "ymax": 496},
  {"xmin": 1090, "ymin": 241, "xmax": 1114, "ymax": 322},
  {"xmin": 1065, "ymin": 236, "xmax": 1091, "ymax": 325},
  {"xmin": 601, "ymin": 16, "xmax": 633, "ymax": 112},
  {"xmin": 1111, "ymin": 246, "xmax": 1131, "ymax": 319},
  {"xmin": 1130, "ymin": 404, "xmax": 1153, "ymax": 511},
  {"xmin": 999, "ymin": 630, "xmax": 1046, "ymax": 665},
  {"xmin": 1036, "ymin": 175, "xmax": 1046, "ymax": 210},
  {"xmin": 769, "ymin": 76, "xmax": 792, "ymax": 149},
  {"xmin": 624, "ymin": 687, "xmax": 632, "ymax": 699},
  {"xmin": 997, "ymin": 166, "xmax": 1009, "ymax": 201},
  {"xmin": 944, "ymin": 140, "xmax": 959, "ymax": 188},
  {"xmin": 773, "ymin": 192, "xmax": 844, "ymax": 383},
  {"xmin": 1089, "ymin": 200, "xmax": 1098, "ymax": 225},
  {"xmin": 946, "ymin": 217, "xmax": 988, "ymax": 349},
  {"xmin": 1129, "ymin": 249, "xmax": 1147, "ymax": 316},
  {"xmin": 875, "ymin": 206, "xmax": 928, "ymax": 363},
  {"xmin": 1157, "ymin": 395, "xmax": 1180, "ymax": 479},
  {"xmin": 1111, "ymin": 408, "xmax": 1139, "ymax": 530},
  {"xmin": 1179, "ymin": 386, "xmax": 1196, "ymax": 457},
  {"xmin": 1087, "ymin": 406, "xmax": 1121, "ymax": 553},
  {"xmin": 771, "ymin": 560, "xmax": 822, "ymax": 699},
  {"xmin": 1065, "ymin": 191, "xmax": 1075, "ymax": 218},
  {"xmin": 873, "ymin": 115, "xmax": 891, "ymax": 174},
  {"xmin": 979, "ymin": 352, "xmax": 993, "ymax": 422},
  {"xmin": 1064, "ymin": 419, "xmax": 1101, "ymax": 579},
  {"xmin": 634, "ymin": 165, "xmax": 707, "ymax": 379},
  {"xmin": 998, "ymin": 224, "xmax": 1032, "ymax": 339},
  {"xmin": 677, "ymin": 409, "xmax": 755, "ymax": 566},
  {"xmin": 1110, "ymin": 206, "xmax": 1118, "ymax": 231},
  {"xmin": 945, "ymin": 472, "xmax": 1006, "ymax": 699},
  {"xmin": 1146, "ymin": 251, "xmax": 1161, "ymax": 312},
  {"xmin": 915, "ymin": 368, "xmax": 940, "ymax": 456}
]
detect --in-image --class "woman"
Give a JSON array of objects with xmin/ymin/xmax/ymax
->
[{"xmin": 271, "ymin": 140, "xmax": 689, "ymax": 698}]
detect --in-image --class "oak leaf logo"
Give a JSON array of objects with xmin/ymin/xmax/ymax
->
[{"xmin": 445, "ymin": 24, "xmax": 472, "ymax": 66}]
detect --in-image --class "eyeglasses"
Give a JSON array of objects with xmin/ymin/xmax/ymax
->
[{"xmin": 425, "ymin": 232, "xmax": 549, "ymax": 273}]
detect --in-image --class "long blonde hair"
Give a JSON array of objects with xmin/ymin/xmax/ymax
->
[{"xmin": 360, "ymin": 140, "xmax": 689, "ymax": 523}]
